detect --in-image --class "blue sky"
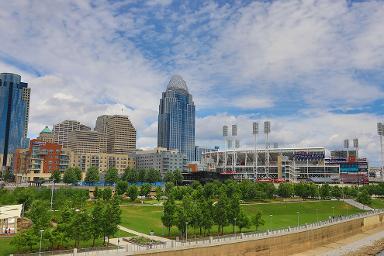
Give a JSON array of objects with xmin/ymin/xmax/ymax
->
[{"xmin": 0, "ymin": 0, "xmax": 384, "ymax": 165}]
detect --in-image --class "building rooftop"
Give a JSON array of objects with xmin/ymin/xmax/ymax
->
[
  {"xmin": 167, "ymin": 75, "xmax": 188, "ymax": 92},
  {"xmin": 40, "ymin": 126, "xmax": 52, "ymax": 134}
]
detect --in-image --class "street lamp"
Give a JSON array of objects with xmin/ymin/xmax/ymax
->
[
  {"xmin": 316, "ymin": 208, "xmax": 319, "ymax": 222},
  {"xmin": 332, "ymin": 207, "xmax": 335, "ymax": 217},
  {"xmin": 296, "ymin": 212, "xmax": 300, "ymax": 227},
  {"xmin": 50, "ymin": 179, "xmax": 55, "ymax": 210},
  {"xmin": 234, "ymin": 217, "xmax": 237, "ymax": 236},
  {"xmin": 185, "ymin": 222, "xmax": 188, "ymax": 242},
  {"xmin": 39, "ymin": 229, "xmax": 44, "ymax": 254},
  {"xmin": 378, "ymin": 123, "xmax": 384, "ymax": 180},
  {"xmin": 269, "ymin": 215, "xmax": 273, "ymax": 230}
]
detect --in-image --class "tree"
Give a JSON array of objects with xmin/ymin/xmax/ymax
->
[
  {"xmin": 213, "ymin": 192, "xmax": 229, "ymax": 235},
  {"xmin": 173, "ymin": 170, "xmax": 183, "ymax": 185},
  {"xmin": 140, "ymin": 183, "xmax": 152, "ymax": 197},
  {"xmin": 331, "ymin": 186, "xmax": 342, "ymax": 200},
  {"xmin": 63, "ymin": 167, "xmax": 81, "ymax": 184},
  {"xmin": 277, "ymin": 183, "xmax": 294, "ymax": 198},
  {"xmin": 70, "ymin": 209, "xmax": 91, "ymax": 248},
  {"xmin": 356, "ymin": 190, "xmax": 372, "ymax": 205},
  {"xmin": 161, "ymin": 198, "xmax": 176, "ymax": 236},
  {"xmin": 105, "ymin": 168, "xmax": 119, "ymax": 184},
  {"xmin": 145, "ymin": 169, "xmax": 161, "ymax": 183},
  {"xmin": 116, "ymin": 181, "xmax": 128, "ymax": 195},
  {"xmin": 28, "ymin": 200, "xmax": 52, "ymax": 231},
  {"xmin": 122, "ymin": 168, "xmax": 138, "ymax": 183},
  {"xmin": 252, "ymin": 211, "xmax": 265, "ymax": 231},
  {"xmin": 164, "ymin": 182, "xmax": 174, "ymax": 195},
  {"xmin": 138, "ymin": 169, "xmax": 147, "ymax": 182},
  {"xmin": 102, "ymin": 188, "xmax": 113, "ymax": 200},
  {"xmin": 51, "ymin": 171, "xmax": 61, "ymax": 183},
  {"xmin": 11, "ymin": 228, "xmax": 39, "ymax": 251},
  {"xmin": 85, "ymin": 167, "xmax": 99, "ymax": 183},
  {"xmin": 155, "ymin": 186, "xmax": 163, "ymax": 201},
  {"xmin": 163, "ymin": 172, "xmax": 174, "ymax": 183},
  {"xmin": 237, "ymin": 210, "xmax": 250, "ymax": 232},
  {"xmin": 90, "ymin": 202, "xmax": 104, "ymax": 246},
  {"xmin": 320, "ymin": 184, "xmax": 331, "ymax": 199},
  {"xmin": 227, "ymin": 194, "xmax": 241, "ymax": 233},
  {"xmin": 127, "ymin": 185, "xmax": 138, "ymax": 201},
  {"xmin": 102, "ymin": 199, "xmax": 121, "ymax": 244},
  {"xmin": 201, "ymin": 200, "xmax": 214, "ymax": 235}
]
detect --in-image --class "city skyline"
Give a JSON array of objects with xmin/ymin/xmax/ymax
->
[{"xmin": 1, "ymin": 1, "xmax": 384, "ymax": 164}]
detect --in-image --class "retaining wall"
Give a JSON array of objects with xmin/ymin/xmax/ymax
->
[{"xmin": 138, "ymin": 213, "xmax": 384, "ymax": 256}]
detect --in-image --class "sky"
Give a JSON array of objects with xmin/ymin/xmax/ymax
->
[{"xmin": 1, "ymin": 0, "xmax": 384, "ymax": 165}]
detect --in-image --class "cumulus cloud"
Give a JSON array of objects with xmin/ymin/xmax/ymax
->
[{"xmin": 0, "ymin": 0, "xmax": 383, "ymax": 165}]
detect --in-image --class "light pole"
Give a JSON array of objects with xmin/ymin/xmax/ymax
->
[
  {"xmin": 185, "ymin": 222, "xmax": 188, "ymax": 242},
  {"xmin": 296, "ymin": 212, "xmax": 300, "ymax": 227},
  {"xmin": 39, "ymin": 229, "xmax": 44, "ymax": 254},
  {"xmin": 269, "ymin": 214, "xmax": 273, "ymax": 230},
  {"xmin": 316, "ymin": 208, "xmax": 318, "ymax": 222},
  {"xmin": 234, "ymin": 217, "xmax": 237, "ymax": 236},
  {"xmin": 50, "ymin": 179, "xmax": 55, "ymax": 210},
  {"xmin": 378, "ymin": 123, "xmax": 384, "ymax": 180},
  {"xmin": 332, "ymin": 207, "xmax": 335, "ymax": 217}
]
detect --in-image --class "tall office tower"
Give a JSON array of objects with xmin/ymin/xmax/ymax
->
[
  {"xmin": 0, "ymin": 73, "xmax": 31, "ymax": 168},
  {"xmin": 68, "ymin": 130, "xmax": 107, "ymax": 154},
  {"xmin": 53, "ymin": 120, "xmax": 91, "ymax": 148},
  {"xmin": 158, "ymin": 75, "xmax": 195, "ymax": 161},
  {"xmin": 95, "ymin": 115, "xmax": 136, "ymax": 154}
]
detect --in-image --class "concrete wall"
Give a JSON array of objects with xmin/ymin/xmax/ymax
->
[{"xmin": 139, "ymin": 213, "xmax": 384, "ymax": 256}]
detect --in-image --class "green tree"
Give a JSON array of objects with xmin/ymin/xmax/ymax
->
[
  {"xmin": 116, "ymin": 181, "xmax": 128, "ymax": 195},
  {"xmin": 28, "ymin": 200, "xmax": 52, "ymax": 231},
  {"xmin": 70, "ymin": 209, "xmax": 91, "ymax": 248},
  {"xmin": 90, "ymin": 202, "xmax": 104, "ymax": 246},
  {"xmin": 51, "ymin": 171, "xmax": 61, "ymax": 183},
  {"xmin": 201, "ymin": 199, "xmax": 214, "ymax": 235},
  {"xmin": 320, "ymin": 184, "xmax": 331, "ymax": 199},
  {"xmin": 252, "ymin": 211, "xmax": 265, "ymax": 231},
  {"xmin": 163, "ymin": 171, "xmax": 174, "ymax": 183},
  {"xmin": 105, "ymin": 168, "xmax": 119, "ymax": 183},
  {"xmin": 11, "ymin": 228, "xmax": 39, "ymax": 251},
  {"xmin": 173, "ymin": 170, "xmax": 183, "ymax": 185},
  {"xmin": 63, "ymin": 167, "xmax": 81, "ymax": 184},
  {"xmin": 237, "ymin": 210, "xmax": 250, "ymax": 232},
  {"xmin": 122, "ymin": 168, "xmax": 138, "ymax": 183},
  {"xmin": 127, "ymin": 185, "xmax": 138, "ymax": 201},
  {"xmin": 164, "ymin": 182, "xmax": 174, "ymax": 195},
  {"xmin": 213, "ymin": 192, "xmax": 229, "ymax": 235},
  {"xmin": 155, "ymin": 186, "xmax": 163, "ymax": 201},
  {"xmin": 140, "ymin": 183, "xmax": 152, "ymax": 197},
  {"xmin": 331, "ymin": 186, "xmax": 343, "ymax": 200},
  {"xmin": 102, "ymin": 199, "xmax": 121, "ymax": 244},
  {"xmin": 138, "ymin": 169, "xmax": 147, "ymax": 182},
  {"xmin": 277, "ymin": 183, "xmax": 295, "ymax": 198},
  {"xmin": 356, "ymin": 190, "xmax": 372, "ymax": 205},
  {"xmin": 161, "ymin": 198, "xmax": 176, "ymax": 236},
  {"xmin": 85, "ymin": 167, "xmax": 100, "ymax": 182},
  {"xmin": 227, "ymin": 194, "xmax": 241, "ymax": 233},
  {"xmin": 102, "ymin": 188, "xmax": 113, "ymax": 200},
  {"xmin": 145, "ymin": 169, "xmax": 161, "ymax": 183}
]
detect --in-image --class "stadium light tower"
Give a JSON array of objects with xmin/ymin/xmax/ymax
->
[
  {"xmin": 232, "ymin": 125, "xmax": 238, "ymax": 177},
  {"xmin": 253, "ymin": 122, "xmax": 259, "ymax": 181},
  {"xmin": 344, "ymin": 139, "xmax": 349, "ymax": 160},
  {"xmin": 223, "ymin": 125, "xmax": 229, "ymax": 171},
  {"xmin": 353, "ymin": 138, "xmax": 359, "ymax": 159},
  {"xmin": 378, "ymin": 123, "xmax": 384, "ymax": 180},
  {"xmin": 264, "ymin": 121, "xmax": 271, "ymax": 178}
]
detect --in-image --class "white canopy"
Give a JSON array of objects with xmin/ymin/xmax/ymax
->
[{"xmin": 0, "ymin": 204, "xmax": 22, "ymax": 220}]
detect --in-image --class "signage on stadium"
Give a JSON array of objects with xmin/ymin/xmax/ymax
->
[{"xmin": 294, "ymin": 152, "xmax": 324, "ymax": 160}]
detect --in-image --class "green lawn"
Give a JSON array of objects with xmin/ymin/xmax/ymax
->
[
  {"xmin": 0, "ymin": 237, "xmax": 15, "ymax": 256},
  {"xmin": 120, "ymin": 200, "xmax": 362, "ymax": 238},
  {"xmin": 370, "ymin": 198, "xmax": 384, "ymax": 209}
]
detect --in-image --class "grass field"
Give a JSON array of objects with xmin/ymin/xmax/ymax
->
[
  {"xmin": 371, "ymin": 198, "xmax": 384, "ymax": 209},
  {"xmin": 120, "ymin": 200, "xmax": 362, "ymax": 238},
  {"xmin": 0, "ymin": 237, "xmax": 15, "ymax": 256}
]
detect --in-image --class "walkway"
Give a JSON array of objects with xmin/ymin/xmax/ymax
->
[
  {"xmin": 342, "ymin": 199, "xmax": 374, "ymax": 211},
  {"xmin": 117, "ymin": 225, "xmax": 171, "ymax": 243}
]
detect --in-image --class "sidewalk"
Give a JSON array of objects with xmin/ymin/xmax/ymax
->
[
  {"xmin": 342, "ymin": 199, "xmax": 374, "ymax": 211},
  {"xmin": 117, "ymin": 225, "xmax": 171, "ymax": 242}
]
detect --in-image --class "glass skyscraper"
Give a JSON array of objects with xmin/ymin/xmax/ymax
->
[
  {"xmin": 158, "ymin": 75, "xmax": 195, "ymax": 161},
  {"xmin": 0, "ymin": 73, "xmax": 30, "ymax": 167}
]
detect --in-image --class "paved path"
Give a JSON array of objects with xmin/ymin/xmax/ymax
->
[
  {"xmin": 117, "ymin": 225, "xmax": 171, "ymax": 242},
  {"xmin": 293, "ymin": 226, "xmax": 384, "ymax": 256},
  {"xmin": 342, "ymin": 199, "xmax": 374, "ymax": 211}
]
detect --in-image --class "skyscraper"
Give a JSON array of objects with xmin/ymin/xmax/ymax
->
[
  {"xmin": 0, "ymin": 73, "xmax": 31, "ymax": 167},
  {"xmin": 158, "ymin": 75, "xmax": 195, "ymax": 161},
  {"xmin": 95, "ymin": 115, "xmax": 136, "ymax": 153},
  {"xmin": 52, "ymin": 120, "xmax": 91, "ymax": 148}
]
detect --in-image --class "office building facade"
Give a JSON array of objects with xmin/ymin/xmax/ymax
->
[
  {"xmin": 0, "ymin": 73, "xmax": 30, "ymax": 167},
  {"xmin": 68, "ymin": 130, "xmax": 107, "ymax": 154},
  {"xmin": 135, "ymin": 147, "xmax": 186, "ymax": 176},
  {"xmin": 158, "ymin": 75, "xmax": 195, "ymax": 161},
  {"xmin": 53, "ymin": 120, "xmax": 91, "ymax": 148},
  {"xmin": 95, "ymin": 115, "xmax": 136, "ymax": 154}
]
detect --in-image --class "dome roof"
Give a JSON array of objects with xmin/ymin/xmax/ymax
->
[
  {"xmin": 166, "ymin": 75, "xmax": 188, "ymax": 92},
  {"xmin": 41, "ymin": 126, "xmax": 52, "ymax": 134}
]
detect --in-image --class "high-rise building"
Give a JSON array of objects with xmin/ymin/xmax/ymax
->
[
  {"xmin": 37, "ymin": 126, "xmax": 54, "ymax": 143},
  {"xmin": 95, "ymin": 115, "xmax": 136, "ymax": 153},
  {"xmin": 158, "ymin": 75, "xmax": 195, "ymax": 161},
  {"xmin": 53, "ymin": 120, "xmax": 91, "ymax": 148},
  {"xmin": 0, "ymin": 73, "xmax": 31, "ymax": 168},
  {"xmin": 134, "ymin": 147, "xmax": 186, "ymax": 176},
  {"xmin": 68, "ymin": 130, "xmax": 107, "ymax": 154}
]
